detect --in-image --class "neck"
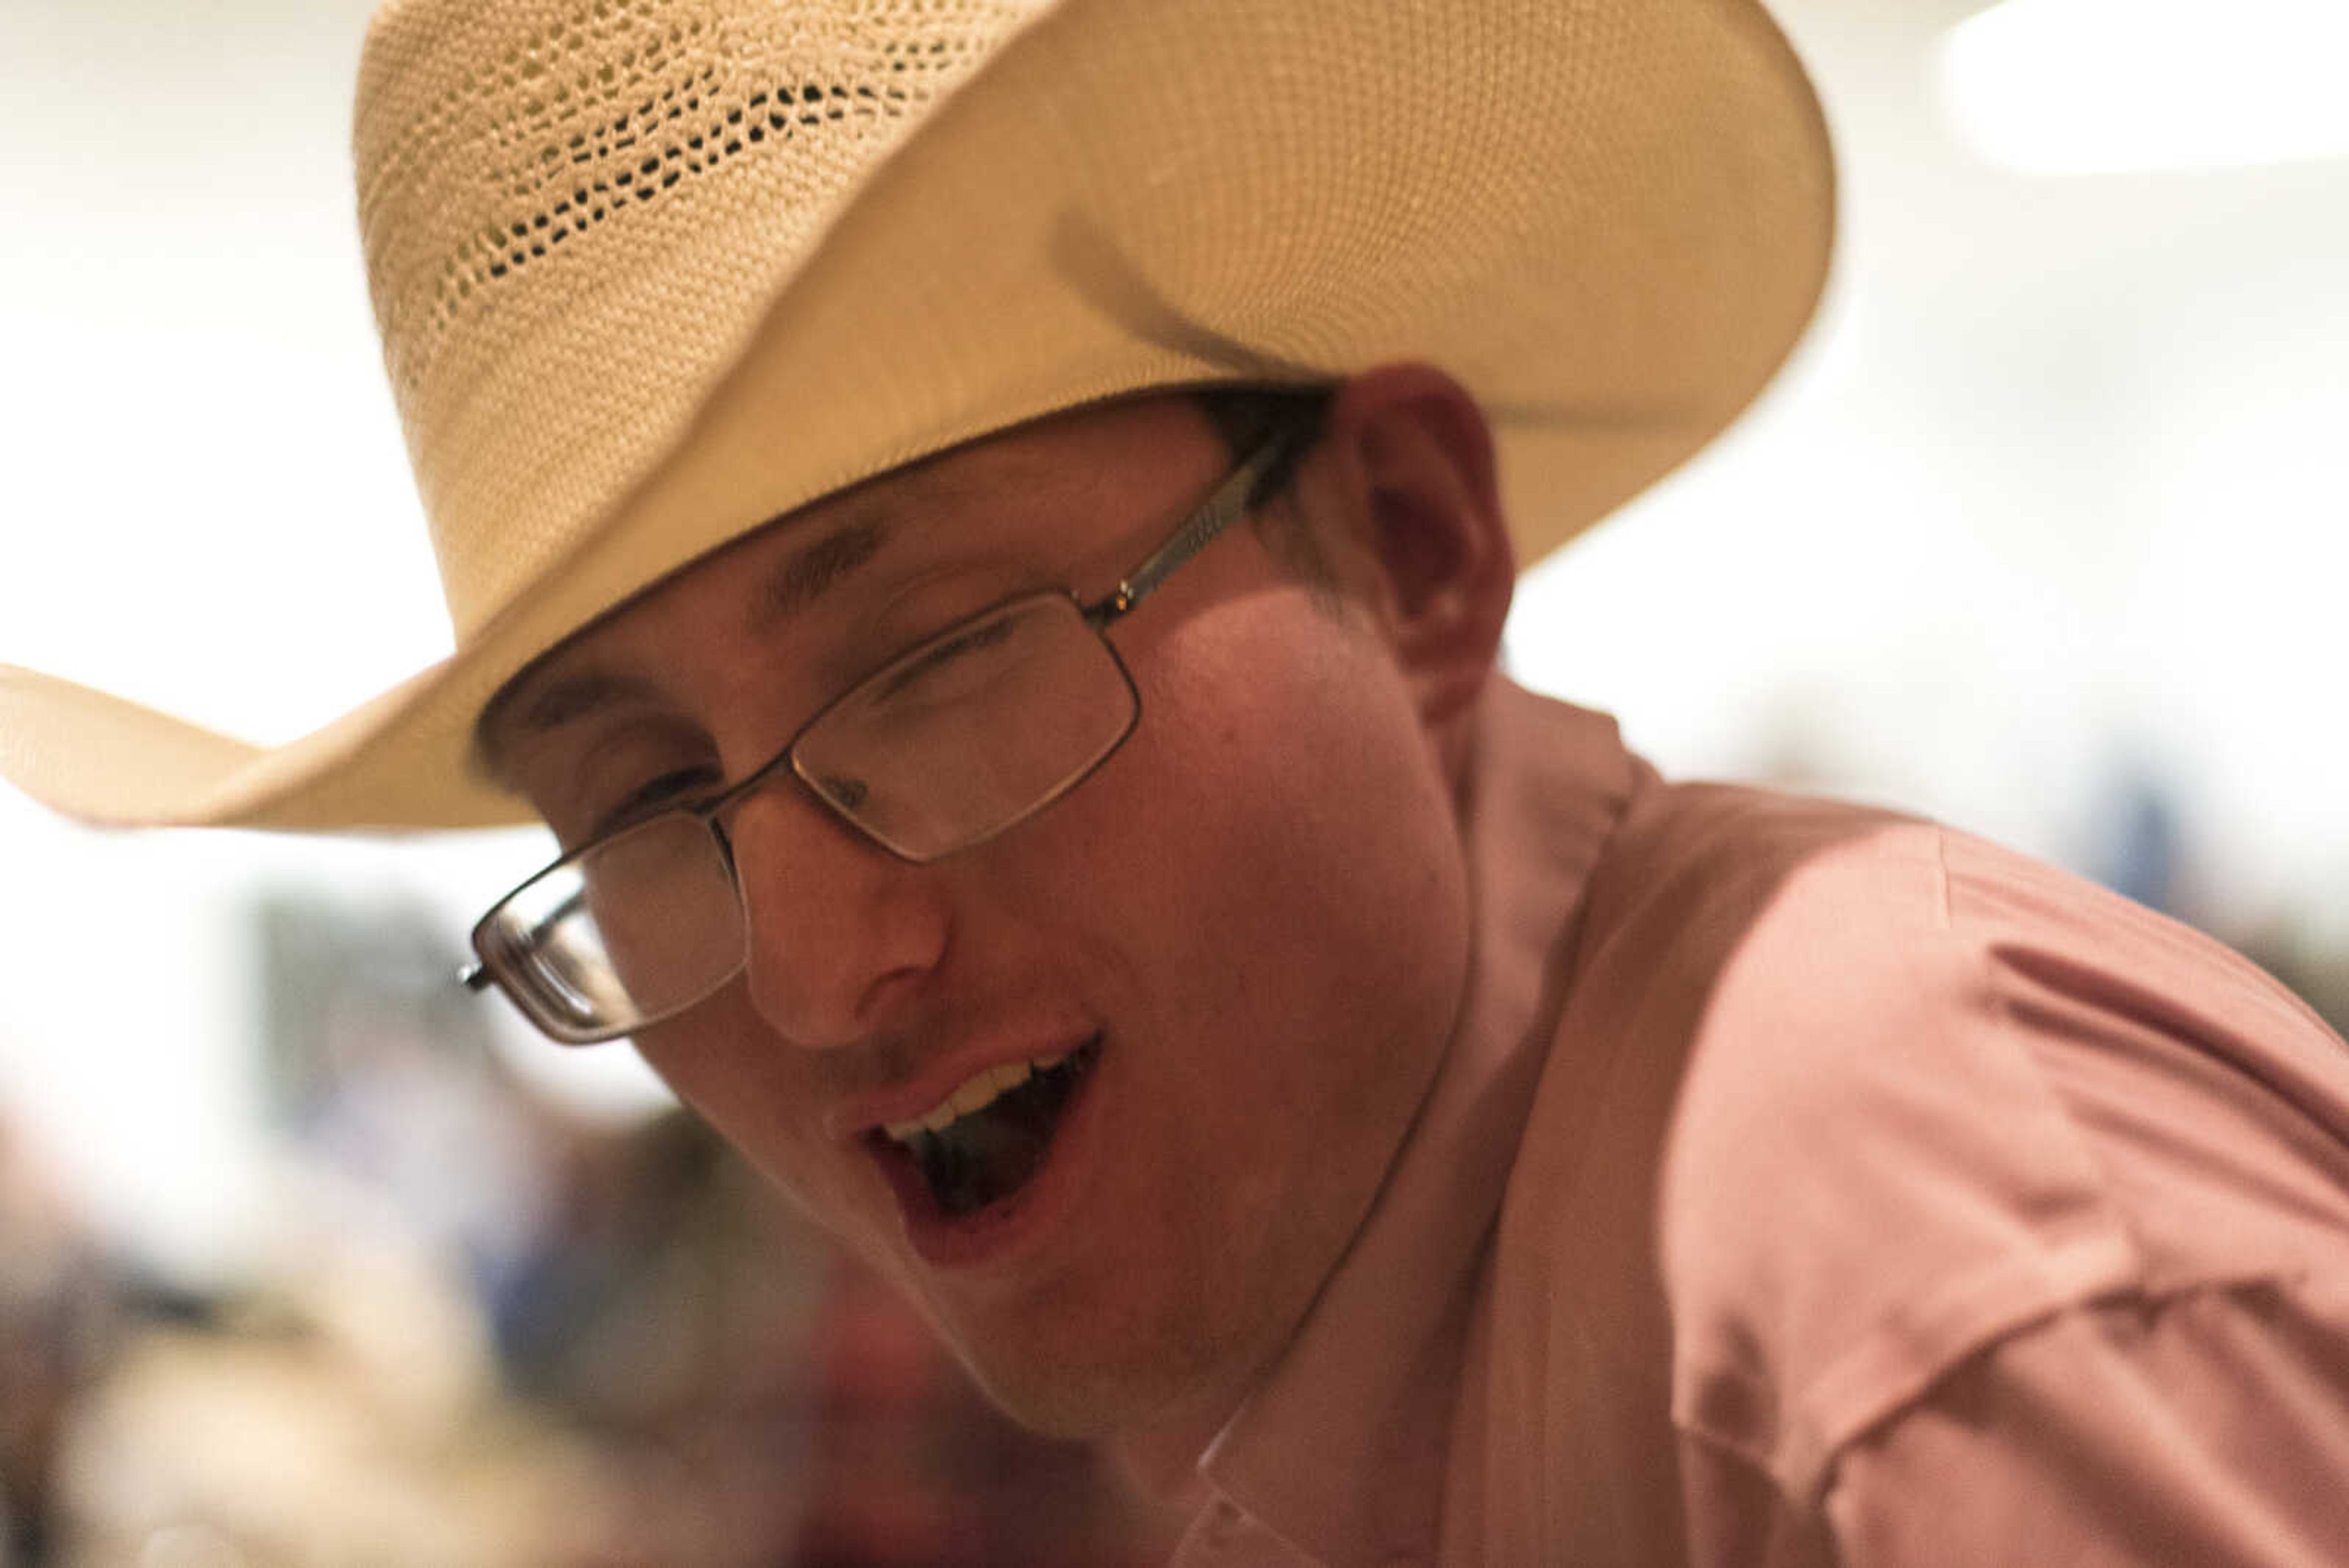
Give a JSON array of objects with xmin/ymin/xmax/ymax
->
[{"xmin": 1109, "ymin": 1355, "xmax": 1270, "ymax": 1498}]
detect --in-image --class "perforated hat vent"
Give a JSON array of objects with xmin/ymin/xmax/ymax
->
[
  {"xmin": 442, "ymin": 76, "xmax": 910, "ymax": 305},
  {"xmin": 365, "ymin": 0, "xmax": 1011, "ymax": 407},
  {"xmin": 355, "ymin": 0, "xmax": 1031, "ymax": 634}
]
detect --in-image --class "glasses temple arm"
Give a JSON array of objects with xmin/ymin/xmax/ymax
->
[{"xmin": 1086, "ymin": 427, "xmax": 1309, "ymax": 625}]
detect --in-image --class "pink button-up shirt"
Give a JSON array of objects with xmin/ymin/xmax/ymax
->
[{"xmin": 1145, "ymin": 680, "xmax": 2349, "ymax": 1567}]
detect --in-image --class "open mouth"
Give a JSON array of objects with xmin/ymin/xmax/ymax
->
[{"xmin": 872, "ymin": 1038, "xmax": 1100, "ymax": 1221}]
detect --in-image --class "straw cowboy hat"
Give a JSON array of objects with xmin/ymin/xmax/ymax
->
[{"xmin": 0, "ymin": 0, "xmax": 1833, "ymax": 831}]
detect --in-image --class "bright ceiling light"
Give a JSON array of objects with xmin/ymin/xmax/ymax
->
[{"xmin": 1940, "ymin": 0, "xmax": 2349, "ymax": 175}]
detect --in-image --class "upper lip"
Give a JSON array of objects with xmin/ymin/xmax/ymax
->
[{"xmin": 826, "ymin": 1028, "xmax": 1099, "ymax": 1144}]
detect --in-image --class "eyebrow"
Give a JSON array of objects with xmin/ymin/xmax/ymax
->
[
  {"xmin": 745, "ymin": 516, "xmax": 888, "ymax": 637},
  {"xmin": 472, "ymin": 667, "xmax": 658, "ymax": 790},
  {"xmin": 470, "ymin": 513, "xmax": 894, "ymax": 788}
]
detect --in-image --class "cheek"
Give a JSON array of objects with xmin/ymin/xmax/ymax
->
[
  {"xmin": 1065, "ymin": 595, "xmax": 1475, "ymax": 1184},
  {"xmin": 629, "ymin": 1000, "xmax": 855, "ymax": 1218},
  {"xmin": 1134, "ymin": 599, "xmax": 1468, "ymax": 973}
]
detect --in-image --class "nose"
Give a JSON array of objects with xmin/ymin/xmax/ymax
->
[{"xmin": 722, "ymin": 786, "xmax": 951, "ymax": 1050}]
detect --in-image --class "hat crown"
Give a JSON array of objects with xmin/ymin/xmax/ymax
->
[{"xmin": 352, "ymin": 0, "xmax": 1042, "ymax": 636}]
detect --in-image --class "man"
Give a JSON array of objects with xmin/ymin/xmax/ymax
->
[{"xmin": 3, "ymin": 2, "xmax": 2345, "ymax": 1564}]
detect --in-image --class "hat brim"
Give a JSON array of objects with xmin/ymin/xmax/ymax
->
[{"xmin": 0, "ymin": 0, "xmax": 1833, "ymax": 831}]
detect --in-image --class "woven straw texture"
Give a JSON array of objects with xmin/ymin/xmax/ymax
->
[{"xmin": 0, "ymin": 0, "xmax": 1834, "ymax": 830}]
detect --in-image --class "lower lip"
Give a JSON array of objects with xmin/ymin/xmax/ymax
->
[{"xmin": 867, "ymin": 1036, "xmax": 1106, "ymax": 1273}]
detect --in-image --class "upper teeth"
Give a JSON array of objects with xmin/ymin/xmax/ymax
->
[{"xmin": 882, "ymin": 1049, "xmax": 1072, "ymax": 1142}]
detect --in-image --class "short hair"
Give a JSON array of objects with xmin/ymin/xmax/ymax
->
[
  {"xmin": 1192, "ymin": 383, "xmax": 1343, "ymax": 606},
  {"xmin": 1193, "ymin": 382, "xmax": 1335, "ymax": 464}
]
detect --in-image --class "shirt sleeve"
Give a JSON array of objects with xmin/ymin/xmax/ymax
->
[
  {"xmin": 1635, "ymin": 809, "xmax": 2349, "ymax": 1568},
  {"xmin": 1679, "ymin": 1276, "xmax": 2349, "ymax": 1568},
  {"xmin": 1820, "ymin": 1277, "xmax": 2349, "ymax": 1568}
]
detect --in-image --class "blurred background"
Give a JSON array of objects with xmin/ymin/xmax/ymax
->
[{"xmin": 1, "ymin": 0, "xmax": 2344, "ymax": 1561}]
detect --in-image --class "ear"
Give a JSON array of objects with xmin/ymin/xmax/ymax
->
[{"xmin": 1305, "ymin": 363, "xmax": 1515, "ymax": 726}]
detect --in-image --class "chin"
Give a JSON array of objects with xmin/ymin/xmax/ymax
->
[
  {"xmin": 931, "ymin": 1286, "xmax": 1241, "ymax": 1443},
  {"xmin": 946, "ymin": 1331, "xmax": 1187, "ymax": 1441}
]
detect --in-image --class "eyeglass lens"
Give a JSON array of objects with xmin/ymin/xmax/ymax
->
[
  {"xmin": 793, "ymin": 593, "xmax": 1137, "ymax": 860},
  {"xmin": 483, "ymin": 592, "xmax": 1138, "ymax": 1042}
]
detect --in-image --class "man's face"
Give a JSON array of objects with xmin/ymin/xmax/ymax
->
[{"xmin": 485, "ymin": 393, "xmax": 1477, "ymax": 1439}]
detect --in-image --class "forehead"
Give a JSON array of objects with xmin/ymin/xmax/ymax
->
[{"xmin": 473, "ymin": 394, "xmax": 1216, "ymax": 778}]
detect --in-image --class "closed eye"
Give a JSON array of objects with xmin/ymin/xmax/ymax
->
[
  {"xmin": 583, "ymin": 766, "xmax": 724, "ymax": 844},
  {"xmin": 873, "ymin": 612, "xmax": 1022, "ymax": 703}
]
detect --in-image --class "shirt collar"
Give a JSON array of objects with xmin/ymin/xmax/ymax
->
[{"xmin": 1168, "ymin": 678, "xmax": 1642, "ymax": 1564}]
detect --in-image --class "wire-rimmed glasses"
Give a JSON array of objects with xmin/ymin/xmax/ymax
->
[{"xmin": 462, "ymin": 421, "xmax": 1315, "ymax": 1045}]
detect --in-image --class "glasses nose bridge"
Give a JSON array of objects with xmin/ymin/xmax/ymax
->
[
  {"xmin": 706, "ymin": 731, "xmax": 839, "ymax": 861},
  {"xmin": 707, "ymin": 735, "xmax": 915, "ymax": 916}
]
